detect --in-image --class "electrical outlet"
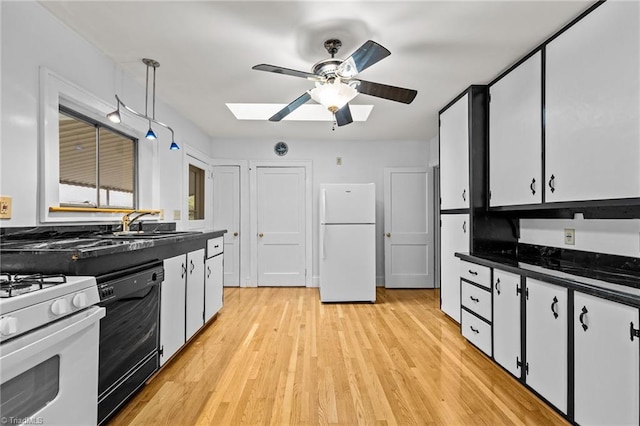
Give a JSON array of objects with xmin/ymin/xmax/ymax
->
[
  {"xmin": 564, "ymin": 228, "xmax": 575, "ymax": 245},
  {"xmin": 0, "ymin": 196, "xmax": 12, "ymax": 219},
  {"xmin": 173, "ymin": 210, "xmax": 181, "ymax": 220},
  {"xmin": 336, "ymin": 157, "xmax": 342, "ymax": 166}
]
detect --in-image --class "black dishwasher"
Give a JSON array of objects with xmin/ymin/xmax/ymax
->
[{"xmin": 96, "ymin": 260, "xmax": 164, "ymax": 425}]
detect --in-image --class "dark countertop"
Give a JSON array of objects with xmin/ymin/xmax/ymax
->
[
  {"xmin": 0, "ymin": 225, "xmax": 227, "ymax": 276},
  {"xmin": 456, "ymin": 249, "xmax": 640, "ymax": 308}
]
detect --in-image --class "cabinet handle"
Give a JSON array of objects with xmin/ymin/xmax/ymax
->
[
  {"xmin": 550, "ymin": 296, "xmax": 559, "ymax": 319},
  {"xmin": 181, "ymin": 263, "xmax": 186, "ymax": 279},
  {"xmin": 207, "ymin": 266, "xmax": 211, "ymax": 278},
  {"xmin": 530, "ymin": 178, "xmax": 536, "ymax": 195},
  {"xmin": 469, "ymin": 326, "xmax": 479, "ymax": 334},
  {"xmin": 462, "ymin": 221, "xmax": 467, "ymax": 233},
  {"xmin": 630, "ymin": 322, "xmax": 640, "ymax": 341},
  {"xmin": 470, "ymin": 296, "xmax": 479, "ymax": 303},
  {"xmin": 189, "ymin": 259, "xmax": 195, "ymax": 274},
  {"xmin": 495, "ymin": 278, "xmax": 501, "ymax": 295},
  {"xmin": 462, "ymin": 189, "xmax": 466, "ymax": 202},
  {"xmin": 468, "ymin": 270, "xmax": 478, "ymax": 276},
  {"xmin": 548, "ymin": 174, "xmax": 556, "ymax": 193},
  {"xmin": 579, "ymin": 306, "xmax": 588, "ymax": 331}
]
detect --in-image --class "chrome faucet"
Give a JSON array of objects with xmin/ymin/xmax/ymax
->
[{"xmin": 121, "ymin": 211, "xmax": 156, "ymax": 232}]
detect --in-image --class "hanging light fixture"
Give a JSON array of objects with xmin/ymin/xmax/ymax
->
[{"xmin": 106, "ymin": 58, "xmax": 180, "ymax": 150}]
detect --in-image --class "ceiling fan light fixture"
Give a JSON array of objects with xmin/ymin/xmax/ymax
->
[
  {"xmin": 309, "ymin": 80, "xmax": 358, "ymax": 113},
  {"xmin": 106, "ymin": 59, "xmax": 179, "ymax": 150}
]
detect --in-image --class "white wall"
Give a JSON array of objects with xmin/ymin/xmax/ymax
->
[
  {"xmin": 212, "ymin": 138, "xmax": 431, "ymax": 284},
  {"xmin": 0, "ymin": 2, "xmax": 212, "ymax": 227},
  {"xmin": 520, "ymin": 218, "xmax": 640, "ymax": 258}
]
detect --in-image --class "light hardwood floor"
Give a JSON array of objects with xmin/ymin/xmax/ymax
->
[{"xmin": 109, "ymin": 287, "xmax": 568, "ymax": 425}]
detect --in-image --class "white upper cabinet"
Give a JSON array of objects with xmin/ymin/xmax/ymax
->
[
  {"xmin": 489, "ymin": 52, "xmax": 542, "ymax": 207},
  {"xmin": 440, "ymin": 94, "xmax": 470, "ymax": 210},
  {"xmin": 545, "ymin": 1, "xmax": 640, "ymax": 202}
]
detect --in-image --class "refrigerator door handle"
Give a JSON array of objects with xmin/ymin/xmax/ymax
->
[
  {"xmin": 321, "ymin": 224, "xmax": 327, "ymax": 260},
  {"xmin": 321, "ymin": 188, "xmax": 327, "ymax": 223}
]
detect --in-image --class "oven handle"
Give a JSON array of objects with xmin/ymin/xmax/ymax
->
[{"xmin": 0, "ymin": 307, "xmax": 105, "ymax": 379}]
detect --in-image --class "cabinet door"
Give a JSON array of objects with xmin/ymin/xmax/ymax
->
[
  {"xmin": 439, "ymin": 213, "xmax": 469, "ymax": 323},
  {"xmin": 205, "ymin": 254, "xmax": 223, "ymax": 322},
  {"xmin": 545, "ymin": 1, "xmax": 640, "ymax": 202},
  {"xmin": 160, "ymin": 254, "xmax": 186, "ymax": 366},
  {"xmin": 489, "ymin": 51, "xmax": 542, "ymax": 207},
  {"xmin": 574, "ymin": 292, "xmax": 639, "ymax": 426},
  {"xmin": 525, "ymin": 279, "xmax": 567, "ymax": 414},
  {"xmin": 185, "ymin": 248, "xmax": 205, "ymax": 341},
  {"xmin": 492, "ymin": 269, "xmax": 521, "ymax": 377},
  {"xmin": 440, "ymin": 94, "xmax": 469, "ymax": 210}
]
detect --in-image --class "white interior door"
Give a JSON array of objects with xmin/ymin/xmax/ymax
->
[
  {"xmin": 384, "ymin": 168, "xmax": 433, "ymax": 288},
  {"xmin": 212, "ymin": 165, "xmax": 240, "ymax": 287},
  {"xmin": 256, "ymin": 167, "xmax": 306, "ymax": 286}
]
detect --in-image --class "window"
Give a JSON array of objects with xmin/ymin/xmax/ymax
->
[
  {"xmin": 58, "ymin": 106, "xmax": 137, "ymax": 208},
  {"xmin": 188, "ymin": 164, "xmax": 205, "ymax": 220}
]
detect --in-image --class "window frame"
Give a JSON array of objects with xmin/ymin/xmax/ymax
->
[
  {"xmin": 40, "ymin": 67, "xmax": 159, "ymax": 223},
  {"xmin": 58, "ymin": 105, "xmax": 139, "ymax": 210}
]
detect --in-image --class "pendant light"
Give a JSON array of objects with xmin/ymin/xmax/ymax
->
[{"xmin": 106, "ymin": 58, "xmax": 180, "ymax": 150}]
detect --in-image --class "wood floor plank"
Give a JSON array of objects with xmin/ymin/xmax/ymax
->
[{"xmin": 109, "ymin": 287, "xmax": 568, "ymax": 426}]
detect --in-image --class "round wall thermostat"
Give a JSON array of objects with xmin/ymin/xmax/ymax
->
[{"xmin": 274, "ymin": 141, "xmax": 288, "ymax": 156}]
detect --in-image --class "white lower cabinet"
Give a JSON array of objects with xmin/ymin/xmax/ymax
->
[
  {"xmin": 185, "ymin": 248, "xmax": 205, "ymax": 341},
  {"xmin": 440, "ymin": 214, "xmax": 469, "ymax": 323},
  {"xmin": 574, "ymin": 292, "xmax": 640, "ymax": 426},
  {"xmin": 525, "ymin": 279, "xmax": 568, "ymax": 414},
  {"xmin": 492, "ymin": 268, "xmax": 521, "ymax": 377},
  {"xmin": 205, "ymin": 254, "xmax": 224, "ymax": 322},
  {"xmin": 160, "ymin": 254, "xmax": 187, "ymax": 366}
]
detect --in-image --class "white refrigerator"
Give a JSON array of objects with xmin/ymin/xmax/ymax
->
[{"xmin": 319, "ymin": 183, "xmax": 376, "ymax": 303}]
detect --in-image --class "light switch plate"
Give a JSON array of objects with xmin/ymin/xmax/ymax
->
[
  {"xmin": 0, "ymin": 196, "xmax": 12, "ymax": 219},
  {"xmin": 564, "ymin": 228, "xmax": 575, "ymax": 245}
]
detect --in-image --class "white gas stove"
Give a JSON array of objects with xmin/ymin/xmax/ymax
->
[{"xmin": 0, "ymin": 273, "xmax": 100, "ymax": 343}]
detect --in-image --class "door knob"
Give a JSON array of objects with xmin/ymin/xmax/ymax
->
[
  {"xmin": 258, "ymin": 233, "xmax": 264, "ymax": 238},
  {"xmin": 385, "ymin": 233, "xmax": 391, "ymax": 237},
  {"xmin": 233, "ymin": 232, "xmax": 238, "ymax": 237}
]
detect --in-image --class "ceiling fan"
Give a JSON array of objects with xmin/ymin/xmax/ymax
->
[{"xmin": 252, "ymin": 39, "xmax": 418, "ymax": 128}]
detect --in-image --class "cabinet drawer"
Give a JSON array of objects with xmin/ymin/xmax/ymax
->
[
  {"xmin": 207, "ymin": 237, "xmax": 224, "ymax": 258},
  {"xmin": 461, "ymin": 282, "xmax": 492, "ymax": 321},
  {"xmin": 461, "ymin": 310, "xmax": 492, "ymax": 357},
  {"xmin": 460, "ymin": 261, "xmax": 491, "ymax": 289}
]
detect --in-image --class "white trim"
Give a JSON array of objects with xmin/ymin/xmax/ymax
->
[
  {"xmin": 39, "ymin": 67, "xmax": 159, "ymax": 223},
  {"xmin": 183, "ymin": 145, "xmax": 213, "ymax": 231},
  {"xmin": 211, "ymin": 159, "xmax": 250, "ymax": 288},
  {"xmin": 249, "ymin": 160, "xmax": 313, "ymax": 288}
]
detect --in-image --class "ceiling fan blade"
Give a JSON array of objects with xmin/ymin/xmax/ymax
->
[
  {"xmin": 356, "ymin": 80, "xmax": 418, "ymax": 104},
  {"xmin": 269, "ymin": 92, "xmax": 312, "ymax": 121},
  {"xmin": 252, "ymin": 64, "xmax": 317, "ymax": 80},
  {"xmin": 339, "ymin": 40, "xmax": 391, "ymax": 77},
  {"xmin": 335, "ymin": 104, "xmax": 353, "ymax": 127}
]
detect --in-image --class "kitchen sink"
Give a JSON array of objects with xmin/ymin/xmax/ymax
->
[{"xmin": 98, "ymin": 230, "xmax": 201, "ymax": 239}]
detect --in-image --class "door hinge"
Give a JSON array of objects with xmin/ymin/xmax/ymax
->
[
  {"xmin": 525, "ymin": 287, "xmax": 529, "ymax": 300},
  {"xmin": 488, "ymin": 93, "xmax": 491, "ymax": 103},
  {"xmin": 516, "ymin": 285, "xmax": 522, "ymax": 295},
  {"xmin": 516, "ymin": 356, "xmax": 523, "ymax": 370},
  {"xmin": 630, "ymin": 322, "xmax": 640, "ymax": 341},
  {"xmin": 159, "ymin": 346, "xmax": 164, "ymax": 356}
]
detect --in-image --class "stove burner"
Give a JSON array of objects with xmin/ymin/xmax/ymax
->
[{"xmin": 0, "ymin": 273, "xmax": 67, "ymax": 298}]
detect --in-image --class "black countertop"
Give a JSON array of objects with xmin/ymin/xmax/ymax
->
[
  {"xmin": 456, "ymin": 245, "xmax": 640, "ymax": 308},
  {"xmin": 0, "ymin": 225, "xmax": 227, "ymax": 276}
]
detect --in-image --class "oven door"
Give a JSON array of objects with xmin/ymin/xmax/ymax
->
[{"xmin": 0, "ymin": 306, "xmax": 105, "ymax": 426}]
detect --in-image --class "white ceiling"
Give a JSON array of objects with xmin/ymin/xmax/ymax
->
[{"xmin": 40, "ymin": 0, "xmax": 595, "ymax": 143}]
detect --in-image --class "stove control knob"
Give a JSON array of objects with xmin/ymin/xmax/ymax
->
[
  {"xmin": 0, "ymin": 317, "xmax": 18, "ymax": 336},
  {"xmin": 51, "ymin": 299, "xmax": 69, "ymax": 316},
  {"xmin": 72, "ymin": 293, "xmax": 88, "ymax": 309}
]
